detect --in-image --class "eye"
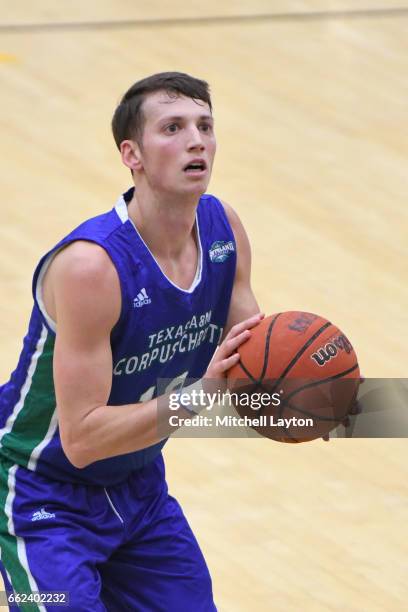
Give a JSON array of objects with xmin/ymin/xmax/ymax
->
[
  {"xmin": 200, "ymin": 123, "xmax": 213, "ymax": 132},
  {"xmin": 165, "ymin": 123, "xmax": 179, "ymax": 133}
]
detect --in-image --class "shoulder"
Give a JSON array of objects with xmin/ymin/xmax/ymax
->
[
  {"xmin": 218, "ymin": 199, "xmax": 251, "ymax": 251},
  {"xmin": 218, "ymin": 199, "xmax": 242, "ymax": 230},
  {"xmin": 65, "ymin": 207, "xmax": 123, "ymax": 242},
  {"xmin": 47, "ymin": 240, "xmax": 121, "ymax": 327},
  {"xmin": 52, "ymin": 240, "xmax": 118, "ymax": 283},
  {"xmin": 201, "ymin": 194, "xmax": 248, "ymax": 239}
]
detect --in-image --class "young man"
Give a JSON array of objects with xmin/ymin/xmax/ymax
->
[{"xmin": 0, "ymin": 72, "xmax": 261, "ymax": 611}]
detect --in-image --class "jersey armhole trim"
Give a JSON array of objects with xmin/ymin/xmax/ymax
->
[
  {"xmin": 33, "ymin": 238, "xmax": 129, "ymax": 338},
  {"xmin": 35, "ymin": 248, "xmax": 63, "ymax": 333}
]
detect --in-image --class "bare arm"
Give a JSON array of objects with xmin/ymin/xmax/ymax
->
[
  {"xmin": 51, "ymin": 241, "xmax": 154, "ymax": 468},
  {"xmin": 220, "ymin": 201, "xmax": 261, "ymax": 337},
  {"xmin": 49, "ymin": 241, "xmax": 262, "ymax": 469}
]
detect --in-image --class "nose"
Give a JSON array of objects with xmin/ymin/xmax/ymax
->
[{"xmin": 187, "ymin": 125, "xmax": 205, "ymax": 151}]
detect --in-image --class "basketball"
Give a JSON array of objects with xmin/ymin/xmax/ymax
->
[{"xmin": 227, "ymin": 311, "xmax": 360, "ymax": 442}]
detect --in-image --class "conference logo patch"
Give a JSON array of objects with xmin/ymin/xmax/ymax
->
[{"xmin": 209, "ymin": 240, "xmax": 235, "ymax": 263}]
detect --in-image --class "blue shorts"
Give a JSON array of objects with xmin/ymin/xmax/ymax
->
[{"xmin": 0, "ymin": 454, "xmax": 216, "ymax": 611}]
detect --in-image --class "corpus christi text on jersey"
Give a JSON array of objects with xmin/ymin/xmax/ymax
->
[
  {"xmin": 113, "ymin": 310, "xmax": 223, "ymax": 376},
  {"xmin": 169, "ymin": 415, "xmax": 315, "ymax": 428}
]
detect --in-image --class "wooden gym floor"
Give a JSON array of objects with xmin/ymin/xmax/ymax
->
[{"xmin": 0, "ymin": 1, "xmax": 407, "ymax": 610}]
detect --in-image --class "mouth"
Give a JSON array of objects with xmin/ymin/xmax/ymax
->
[{"xmin": 183, "ymin": 160, "xmax": 207, "ymax": 175}]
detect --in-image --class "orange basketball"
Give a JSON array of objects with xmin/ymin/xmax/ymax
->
[{"xmin": 227, "ymin": 311, "xmax": 360, "ymax": 442}]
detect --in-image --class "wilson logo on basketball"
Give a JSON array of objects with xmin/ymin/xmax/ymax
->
[{"xmin": 311, "ymin": 334, "xmax": 353, "ymax": 367}]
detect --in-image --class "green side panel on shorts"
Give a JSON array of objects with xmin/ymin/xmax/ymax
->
[
  {"xmin": 0, "ymin": 459, "xmax": 41, "ymax": 612},
  {"xmin": 1, "ymin": 331, "xmax": 56, "ymax": 467}
]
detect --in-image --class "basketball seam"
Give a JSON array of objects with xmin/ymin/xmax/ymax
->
[
  {"xmin": 259, "ymin": 314, "xmax": 281, "ymax": 381},
  {"xmin": 237, "ymin": 360, "xmax": 257, "ymax": 384},
  {"xmin": 273, "ymin": 321, "xmax": 333, "ymax": 391},
  {"xmin": 278, "ymin": 363, "xmax": 360, "ymax": 422},
  {"xmin": 237, "ymin": 313, "xmax": 280, "ymax": 384},
  {"xmin": 230, "ymin": 315, "xmax": 359, "ymax": 442},
  {"xmin": 254, "ymin": 321, "xmax": 334, "ymax": 416},
  {"xmin": 241, "ymin": 321, "xmax": 335, "ymax": 405},
  {"xmin": 284, "ymin": 363, "xmax": 359, "ymax": 403}
]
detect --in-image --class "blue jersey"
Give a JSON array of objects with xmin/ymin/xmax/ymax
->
[{"xmin": 0, "ymin": 188, "xmax": 236, "ymax": 485}]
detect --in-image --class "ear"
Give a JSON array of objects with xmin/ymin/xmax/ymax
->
[{"xmin": 119, "ymin": 140, "xmax": 143, "ymax": 172}]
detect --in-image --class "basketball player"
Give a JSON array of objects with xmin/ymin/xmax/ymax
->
[{"xmin": 0, "ymin": 72, "xmax": 262, "ymax": 611}]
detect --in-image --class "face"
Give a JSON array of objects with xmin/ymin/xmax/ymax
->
[{"xmin": 133, "ymin": 90, "xmax": 216, "ymax": 197}]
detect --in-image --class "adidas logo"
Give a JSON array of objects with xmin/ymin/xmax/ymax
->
[
  {"xmin": 133, "ymin": 288, "xmax": 152, "ymax": 308},
  {"xmin": 31, "ymin": 508, "xmax": 56, "ymax": 522}
]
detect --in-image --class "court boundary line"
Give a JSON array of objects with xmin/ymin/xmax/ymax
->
[{"xmin": 1, "ymin": 6, "xmax": 408, "ymax": 33}]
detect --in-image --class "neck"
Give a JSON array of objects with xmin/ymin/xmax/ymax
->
[{"xmin": 126, "ymin": 184, "xmax": 200, "ymax": 258}]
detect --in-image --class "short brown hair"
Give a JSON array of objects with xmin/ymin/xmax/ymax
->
[{"xmin": 111, "ymin": 71, "xmax": 212, "ymax": 149}]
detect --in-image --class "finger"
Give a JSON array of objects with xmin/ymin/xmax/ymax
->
[
  {"xmin": 216, "ymin": 329, "xmax": 251, "ymax": 360},
  {"xmin": 229, "ymin": 313, "xmax": 264, "ymax": 337},
  {"xmin": 227, "ymin": 312, "xmax": 265, "ymax": 339},
  {"xmin": 222, "ymin": 329, "xmax": 252, "ymax": 355},
  {"xmin": 216, "ymin": 352, "xmax": 240, "ymax": 374}
]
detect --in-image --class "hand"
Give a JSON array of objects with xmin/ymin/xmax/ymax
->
[
  {"xmin": 204, "ymin": 312, "xmax": 264, "ymax": 380},
  {"xmin": 322, "ymin": 376, "xmax": 365, "ymax": 441}
]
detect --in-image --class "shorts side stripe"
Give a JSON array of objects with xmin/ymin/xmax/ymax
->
[
  {"xmin": 27, "ymin": 409, "xmax": 58, "ymax": 471},
  {"xmin": 0, "ymin": 325, "xmax": 59, "ymax": 471},
  {"xmin": 0, "ymin": 325, "xmax": 48, "ymax": 446},
  {"xmin": 0, "ymin": 463, "xmax": 45, "ymax": 612}
]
